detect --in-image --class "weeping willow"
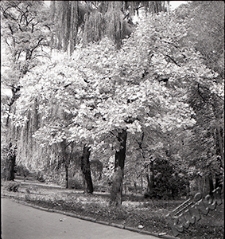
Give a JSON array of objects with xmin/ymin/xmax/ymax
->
[
  {"xmin": 82, "ymin": 10, "xmax": 105, "ymax": 46},
  {"xmin": 50, "ymin": 1, "xmax": 78, "ymax": 54},
  {"xmin": 104, "ymin": 1, "xmax": 125, "ymax": 49},
  {"xmin": 142, "ymin": 1, "xmax": 170, "ymax": 14},
  {"xmin": 50, "ymin": 1, "xmax": 169, "ymax": 54}
]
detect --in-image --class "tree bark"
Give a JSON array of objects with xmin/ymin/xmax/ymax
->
[
  {"xmin": 216, "ymin": 127, "xmax": 224, "ymax": 166},
  {"xmin": 145, "ymin": 161, "xmax": 154, "ymax": 197},
  {"xmin": 149, "ymin": 161, "xmax": 154, "ymax": 190},
  {"xmin": 6, "ymin": 144, "xmax": 16, "ymax": 181},
  {"xmin": 214, "ymin": 127, "xmax": 223, "ymax": 190},
  {"xmin": 208, "ymin": 174, "xmax": 214, "ymax": 196},
  {"xmin": 110, "ymin": 129, "xmax": 127, "ymax": 206},
  {"xmin": 65, "ymin": 164, "xmax": 69, "ymax": 188},
  {"xmin": 60, "ymin": 140, "xmax": 70, "ymax": 189},
  {"xmin": 110, "ymin": 166, "xmax": 123, "ymax": 206},
  {"xmin": 81, "ymin": 145, "xmax": 93, "ymax": 194}
]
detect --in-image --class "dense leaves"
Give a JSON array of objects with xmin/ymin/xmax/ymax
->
[
  {"xmin": 175, "ymin": 1, "xmax": 224, "ymax": 77},
  {"xmin": 174, "ymin": 1, "xmax": 224, "ymax": 192},
  {"xmin": 1, "ymin": 1, "xmax": 51, "ymax": 79}
]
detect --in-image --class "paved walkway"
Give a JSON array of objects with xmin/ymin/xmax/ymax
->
[
  {"xmin": 1, "ymin": 198, "xmax": 160, "ymax": 239},
  {"xmin": 15, "ymin": 178, "xmax": 63, "ymax": 188}
]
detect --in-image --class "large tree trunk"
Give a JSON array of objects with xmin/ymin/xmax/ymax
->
[
  {"xmin": 110, "ymin": 129, "xmax": 127, "ymax": 206},
  {"xmin": 211, "ymin": 95, "xmax": 224, "ymax": 191},
  {"xmin": 208, "ymin": 174, "xmax": 214, "ymax": 196},
  {"xmin": 217, "ymin": 127, "xmax": 224, "ymax": 165},
  {"xmin": 6, "ymin": 144, "xmax": 16, "ymax": 181},
  {"xmin": 81, "ymin": 145, "xmax": 93, "ymax": 194},
  {"xmin": 60, "ymin": 140, "xmax": 70, "ymax": 188},
  {"xmin": 214, "ymin": 127, "xmax": 223, "ymax": 190},
  {"xmin": 65, "ymin": 164, "xmax": 69, "ymax": 188}
]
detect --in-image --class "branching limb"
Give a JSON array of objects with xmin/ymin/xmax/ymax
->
[{"xmin": 165, "ymin": 54, "xmax": 181, "ymax": 67}]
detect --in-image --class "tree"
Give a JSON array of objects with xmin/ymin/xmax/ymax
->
[
  {"xmin": 109, "ymin": 129, "xmax": 127, "ymax": 206},
  {"xmin": 81, "ymin": 145, "xmax": 94, "ymax": 193},
  {"xmin": 50, "ymin": 1, "xmax": 78, "ymax": 55},
  {"xmin": 4, "ymin": 143, "xmax": 17, "ymax": 181},
  {"xmin": 175, "ymin": 1, "xmax": 224, "ymax": 194},
  {"xmin": 1, "ymin": 1, "xmax": 53, "ymax": 175},
  {"xmin": 1, "ymin": 1, "xmax": 52, "ymax": 98},
  {"xmin": 185, "ymin": 86, "xmax": 224, "ymax": 194},
  {"xmin": 175, "ymin": 1, "xmax": 224, "ymax": 78},
  {"xmin": 50, "ymin": 1, "xmax": 170, "ymax": 54}
]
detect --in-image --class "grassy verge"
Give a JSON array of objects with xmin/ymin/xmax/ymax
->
[{"xmin": 1, "ymin": 180, "xmax": 224, "ymax": 239}]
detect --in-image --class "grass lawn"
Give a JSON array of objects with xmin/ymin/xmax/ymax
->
[{"xmin": 1, "ymin": 179, "xmax": 224, "ymax": 239}]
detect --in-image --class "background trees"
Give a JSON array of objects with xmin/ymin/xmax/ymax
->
[
  {"xmin": 175, "ymin": 1, "xmax": 224, "ymax": 78},
  {"xmin": 1, "ymin": 1, "xmax": 51, "ymax": 97},
  {"xmin": 175, "ymin": 1, "xmax": 224, "ymax": 194},
  {"xmin": 1, "ymin": 1, "xmax": 53, "ymax": 180}
]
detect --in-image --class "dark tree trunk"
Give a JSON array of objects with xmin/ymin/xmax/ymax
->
[
  {"xmin": 110, "ymin": 129, "xmax": 127, "ymax": 206},
  {"xmin": 109, "ymin": 167, "xmax": 123, "ymax": 206},
  {"xmin": 65, "ymin": 164, "xmax": 69, "ymax": 188},
  {"xmin": 208, "ymin": 174, "xmax": 214, "ymax": 196},
  {"xmin": 6, "ymin": 144, "xmax": 16, "ymax": 181},
  {"xmin": 149, "ymin": 161, "xmax": 154, "ymax": 190},
  {"xmin": 215, "ymin": 175, "xmax": 221, "ymax": 189},
  {"xmin": 214, "ymin": 127, "xmax": 223, "ymax": 190},
  {"xmin": 215, "ymin": 127, "xmax": 224, "ymax": 162},
  {"xmin": 218, "ymin": 127, "xmax": 224, "ymax": 165},
  {"xmin": 146, "ymin": 173, "xmax": 151, "ymax": 190},
  {"xmin": 81, "ymin": 145, "xmax": 93, "ymax": 194},
  {"xmin": 60, "ymin": 140, "xmax": 70, "ymax": 189}
]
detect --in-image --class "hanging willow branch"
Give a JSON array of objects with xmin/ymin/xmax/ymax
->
[
  {"xmin": 50, "ymin": 1, "xmax": 78, "ymax": 54},
  {"xmin": 50, "ymin": 1, "xmax": 169, "ymax": 54},
  {"xmin": 83, "ymin": 10, "xmax": 105, "ymax": 46}
]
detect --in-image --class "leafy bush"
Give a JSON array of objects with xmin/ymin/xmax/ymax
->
[
  {"xmin": 36, "ymin": 171, "xmax": 45, "ymax": 182},
  {"xmin": 5, "ymin": 182, "xmax": 21, "ymax": 192},
  {"xmin": 145, "ymin": 158, "xmax": 188, "ymax": 200},
  {"xmin": 15, "ymin": 164, "xmax": 30, "ymax": 178},
  {"xmin": 93, "ymin": 184, "xmax": 108, "ymax": 192},
  {"xmin": 68, "ymin": 178, "xmax": 83, "ymax": 189}
]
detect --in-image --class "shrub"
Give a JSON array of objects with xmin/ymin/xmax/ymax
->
[
  {"xmin": 36, "ymin": 171, "xmax": 45, "ymax": 182},
  {"xmin": 5, "ymin": 182, "xmax": 21, "ymax": 192},
  {"xmin": 144, "ymin": 158, "xmax": 189, "ymax": 200},
  {"xmin": 68, "ymin": 178, "xmax": 83, "ymax": 189},
  {"xmin": 15, "ymin": 164, "xmax": 30, "ymax": 178}
]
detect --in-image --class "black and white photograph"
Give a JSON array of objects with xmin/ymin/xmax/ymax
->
[{"xmin": 1, "ymin": 1, "xmax": 224, "ymax": 239}]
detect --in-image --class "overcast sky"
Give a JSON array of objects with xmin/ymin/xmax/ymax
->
[
  {"xmin": 44, "ymin": 1, "xmax": 188, "ymax": 9},
  {"xmin": 170, "ymin": 1, "xmax": 188, "ymax": 10}
]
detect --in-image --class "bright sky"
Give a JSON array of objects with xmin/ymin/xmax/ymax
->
[
  {"xmin": 44, "ymin": 1, "xmax": 51, "ymax": 6},
  {"xmin": 44, "ymin": 1, "xmax": 188, "ymax": 11},
  {"xmin": 170, "ymin": 1, "xmax": 188, "ymax": 10}
]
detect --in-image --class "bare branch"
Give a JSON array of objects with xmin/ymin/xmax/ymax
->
[
  {"xmin": 165, "ymin": 54, "xmax": 181, "ymax": 67},
  {"xmin": 29, "ymin": 37, "xmax": 44, "ymax": 58}
]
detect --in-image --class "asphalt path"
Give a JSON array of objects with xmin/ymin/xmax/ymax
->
[{"xmin": 1, "ymin": 197, "xmax": 160, "ymax": 239}]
